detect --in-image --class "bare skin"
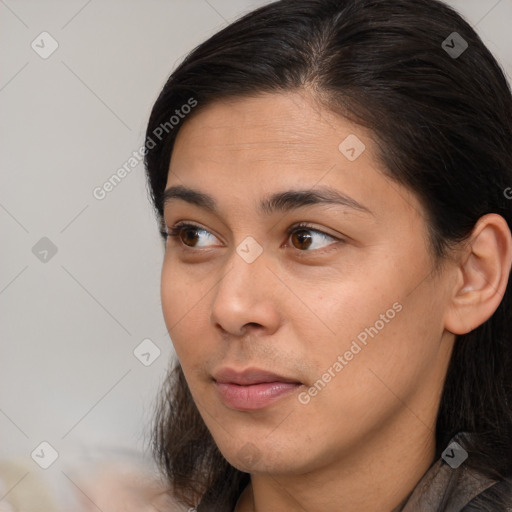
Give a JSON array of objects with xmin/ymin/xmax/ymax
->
[{"xmin": 159, "ymin": 90, "xmax": 512, "ymax": 512}]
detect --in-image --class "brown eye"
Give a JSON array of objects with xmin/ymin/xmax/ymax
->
[
  {"xmin": 287, "ymin": 224, "xmax": 341, "ymax": 252},
  {"xmin": 179, "ymin": 226, "xmax": 200, "ymax": 247},
  {"xmin": 291, "ymin": 229, "xmax": 313, "ymax": 250},
  {"xmin": 166, "ymin": 223, "xmax": 219, "ymax": 248}
]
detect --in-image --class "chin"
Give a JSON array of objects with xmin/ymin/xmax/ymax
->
[{"xmin": 215, "ymin": 436, "xmax": 314, "ymax": 476}]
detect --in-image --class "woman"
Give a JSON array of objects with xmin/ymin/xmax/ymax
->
[{"xmin": 144, "ymin": 0, "xmax": 512, "ymax": 510}]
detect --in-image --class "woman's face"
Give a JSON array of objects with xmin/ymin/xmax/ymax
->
[{"xmin": 160, "ymin": 91, "xmax": 457, "ymax": 475}]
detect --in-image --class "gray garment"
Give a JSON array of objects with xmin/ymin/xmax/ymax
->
[{"xmin": 398, "ymin": 432, "xmax": 511, "ymax": 512}]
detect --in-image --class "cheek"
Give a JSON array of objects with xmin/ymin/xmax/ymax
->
[
  {"xmin": 304, "ymin": 286, "xmax": 441, "ymax": 426},
  {"xmin": 160, "ymin": 261, "xmax": 183, "ymax": 328},
  {"xmin": 160, "ymin": 260, "xmax": 210, "ymax": 360},
  {"xmin": 300, "ymin": 266, "xmax": 429, "ymax": 378}
]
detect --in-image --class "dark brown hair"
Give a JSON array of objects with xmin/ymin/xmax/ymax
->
[{"xmin": 144, "ymin": 0, "xmax": 512, "ymax": 510}]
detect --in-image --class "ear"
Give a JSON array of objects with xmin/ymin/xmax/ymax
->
[{"xmin": 444, "ymin": 213, "xmax": 512, "ymax": 335}]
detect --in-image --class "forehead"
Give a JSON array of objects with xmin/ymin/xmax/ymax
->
[
  {"xmin": 166, "ymin": 91, "xmax": 424, "ymax": 227},
  {"xmin": 169, "ymin": 91, "xmax": 370, "ymax": 188},
  {"xmin": 172, "ymin": 91, "xmax": 352, "ymax": 161}
]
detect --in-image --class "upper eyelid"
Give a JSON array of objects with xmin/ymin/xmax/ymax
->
[
  {"xmin": 167, "ymin": 221, "xmax": 341, "ymax": 244},
  {"xmin": 285, "ymin": 222, "xmax": 339, "ymax": 238}
]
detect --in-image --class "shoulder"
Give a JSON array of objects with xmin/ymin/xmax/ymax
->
[{"xmin": 461, "ymin": 476, "xmax": 512, "ymax": 511}]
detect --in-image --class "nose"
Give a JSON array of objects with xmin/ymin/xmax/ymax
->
[{"xmin": 210, "ymin": 246, "xmax": 281, "ymax": 337}]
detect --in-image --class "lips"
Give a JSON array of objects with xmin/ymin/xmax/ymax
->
[
  {"xmin": 213, "ymin": 367, "xmax": 301, "ymax": 386},
  {"xmin": 212, "ymin": 367, "xmax": 302, "ymax": 410}
]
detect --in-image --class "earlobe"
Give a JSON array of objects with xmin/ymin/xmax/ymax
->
[{"xmin": 444, "ymin": 213, "xmax": 512, "ymax": 336}]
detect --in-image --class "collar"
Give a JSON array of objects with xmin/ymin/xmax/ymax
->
[{"xmin": 398, "ymin": 431, "xmax": 499, "ymax": 512}]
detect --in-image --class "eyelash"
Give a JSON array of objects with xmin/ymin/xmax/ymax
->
[{"xmin": 161, "ymin": 221, "xmax": 343, "ymax": 253}]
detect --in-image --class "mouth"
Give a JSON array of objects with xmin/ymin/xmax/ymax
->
[{"xmin": 212, "ymin": 367, "xmax": 303, "ymax": 411}]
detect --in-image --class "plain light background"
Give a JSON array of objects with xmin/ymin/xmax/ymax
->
[{"xmin": 1, "ymin": 0, "xmax": 511, "ymax": 503}]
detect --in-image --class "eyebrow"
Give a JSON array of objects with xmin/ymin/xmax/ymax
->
[{"xmin": 162, "ymin": 184, "xmax": 373, "ymax": 216}]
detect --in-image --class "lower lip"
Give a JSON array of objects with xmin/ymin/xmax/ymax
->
[{"xmin": 215, "ymin": 381, "xmax": 301, "ymax": 410}]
